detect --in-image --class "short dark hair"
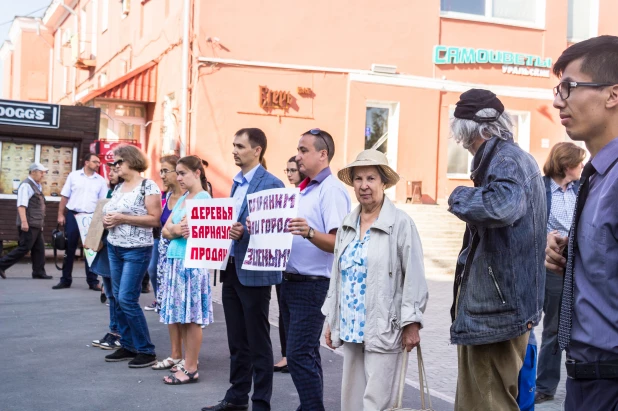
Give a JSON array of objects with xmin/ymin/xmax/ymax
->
[
  {"xmin": 236, "ymin": 128, "xmax": 268, "ymax": 169},
  {"xmin": 543, "ymin": 142, "xmax": 586, "ymax": 179},
  {"xmin": 113, "ymin": 144, "xmax": 149, "ymax": 172},
  {"xmin": 85, "ymin": 153, "xmax": 99, "ymax": 162},
  {"xmin": 553, "ymin": 35, "xmax": 618, "ymax": 83},
  {"xmin": 303, "ymin": 129, "xmax": 335, "ymax": 162},
  {"xmin": 160, "ymin": 155, "xmax": 179, "ymax": 169}
]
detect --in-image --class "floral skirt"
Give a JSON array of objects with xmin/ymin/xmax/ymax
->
[
  {"xmin": 158, "ymin": 256, "xmax": 214, "ymax": 326},
  {"xmin": 155, "ymin": 238, "xmax": 170, "ymax": 308}
]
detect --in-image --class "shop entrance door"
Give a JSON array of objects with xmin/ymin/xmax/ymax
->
[{"xmin": 365, "ymin": 101, "xmax": 400, "ymax": 199}]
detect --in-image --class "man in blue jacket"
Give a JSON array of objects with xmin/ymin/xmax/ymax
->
[
  {"xmin": 447, "ymin": 89, "xmax": 547, "ymax": 411},
  {"xmin": 202, "ymin": 128, "xmax": 284, "ymax": 411}
]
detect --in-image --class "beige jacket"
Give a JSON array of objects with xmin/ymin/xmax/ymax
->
[{"xmin": 321, "ymin": 197, "xmax": 429, "ymax": 353}]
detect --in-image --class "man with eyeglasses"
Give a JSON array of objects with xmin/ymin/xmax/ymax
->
[
  {"xmin": 52, "ymin": 153, "xmax": 108, "ymax": 291},
  {"xmin": 545, "ymin": 35, "xmax": 618, "ymax": 411},
  {"xmin": 281, "ymin": 129, "xmax": 351, "ymax": 411}
]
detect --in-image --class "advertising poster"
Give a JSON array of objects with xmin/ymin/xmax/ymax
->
[
  {"xmin": 184, "ymin": 198, "xmax": 235, "ymax": 270},
  {"xmin": 241, "ymin": 188, "xmax": 299, "ymax": 271},
  {"xmin": 75, "ymin": 213, "xmax": 97, "ymax": 266},
  {"xmin": 0, "ymin": 142, "xmax": 35, "ymax": 194},
  {"xmin": 40, "ymin": 145, "xmax": 73, "ymax": 197}
]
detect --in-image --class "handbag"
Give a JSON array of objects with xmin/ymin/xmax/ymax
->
[
  {"xmin": 389, "ymin": 345, "xmax": 435, "ymax": 411},
  {"xmin": 51, "ymin": 224, "xmax": 67, "ymax": 271}
]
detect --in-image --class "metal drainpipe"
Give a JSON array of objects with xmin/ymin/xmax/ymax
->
[{"xmin": 180, "ymin": 0, "xmax": 190, "ymax": 157}]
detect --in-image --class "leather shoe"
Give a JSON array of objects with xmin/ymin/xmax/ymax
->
[
  {"xmin": 89, "ymin": 284, "xmax": 102, "ymax": 291},
  {"xmin": 201, "ymin": 401, "xmax": 249, "ymax": 411},
  {"xmin": 0, "ymin": 268, "xmax": 5, "ymax": 279},
  {"xmin": 534, "ymin": 392, "xmax": 554, "ymax": 404},
  {"xmin": 32, "ymin": 273, "xmax": 53, "ymax": 279},
  {"xmin": 52, "ymin": 282, "xmax": 71, "ymax": 290}
]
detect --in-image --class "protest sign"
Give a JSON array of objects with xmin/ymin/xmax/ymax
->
[
  {"xmin": 75, "ymin": 213, "xmax": 97, "ymax": 266},
  {"xmin": 241, "ymin": 187, "xmax": 299, "ymax": 271},
  {"xmin": 184, "ymin": 198, "xmax": 235, "ymax": 269}
]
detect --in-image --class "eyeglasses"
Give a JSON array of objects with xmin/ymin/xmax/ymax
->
[
  {"xmin": 89, "ymin": 160, "xmax": 101, "ymax": 165},
  {"xmin": 553, "ymin": 81, "xmax": 614, "ymax": 100},
  {"xmin": 305, "ymin": 128, "xmax": 330, "ymax": 156},
  {"xmin": 160, "ymin": 169, "xmax": 176, "ymax": 176},
  {"xmin": 284, "ymin": 168, "xmax": 298, "ymax": 174}
]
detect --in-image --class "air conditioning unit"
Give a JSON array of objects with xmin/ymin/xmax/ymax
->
[
  {"xmin": 62, "ymin": 29, "xmax": 72, "ymax": 46},
  {"xmin": 371, "ymin": 64, "xmax": 397, "ymax": 75}
]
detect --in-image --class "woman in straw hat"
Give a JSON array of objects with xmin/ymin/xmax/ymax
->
[{"xmin": 321, "ymin": 149, "xmax": 429, "ymax": 411}]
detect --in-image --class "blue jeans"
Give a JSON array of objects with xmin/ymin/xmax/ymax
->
[
  {"xmin": 108, "ymin": 244, "xmax": 155, "ymax": 355},
  {"xmin": 102, "ymin": 276, "xmax": 119, "ymax": 334},
  {"xmin": 147, "ymin": 238, "xmax": 160, "ymax": 298}
]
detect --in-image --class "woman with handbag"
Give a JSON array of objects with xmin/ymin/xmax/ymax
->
[
  {"xmin": 102, "ymin": 145, "xmax": 162, "ymax": 368},
  {"xmin": 158, "ymin": 155, "xmax": 214, "ymax": 384},
  {"xmin": 322, "ymin": 149, "xmax": 429, "ymax": 411}
]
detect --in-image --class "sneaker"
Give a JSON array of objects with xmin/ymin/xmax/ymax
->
[
  {"xmin": 144, "ymin": 301, "xmax": 157, "ymax": 311},
  {"xmin": 100, "ymin": 335, "xmax": 121, "ymax": 350},
  {"xmin": 92, "ymin": 333, "xmax": 113, "ymax": 348},
  {"xmin": 105, "ymin": 347, "xmax": 136, "ymax": 362},
  {"xmin": 128, "ymin": 353, "xmax": 157, "ymax": 368}
]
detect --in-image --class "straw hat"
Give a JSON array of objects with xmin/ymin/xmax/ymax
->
[{"xmin": 337, "ymin": 149, "xmax": 400, "ymax": 189}]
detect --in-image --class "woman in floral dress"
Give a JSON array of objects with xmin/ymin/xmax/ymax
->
[{"xmin": 159, "ymin": 155, "xmax": 213, "ymax": 384}]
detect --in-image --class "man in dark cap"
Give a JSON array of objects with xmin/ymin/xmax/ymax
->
[{"xmin": 447, "ymin": 89, "xmax": 547, "ymax": 410}]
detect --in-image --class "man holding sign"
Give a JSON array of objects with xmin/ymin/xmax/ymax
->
[
  {"xmin": 203, "ymin": 128, "xmax": 284, "ymax": 411},
  {"xmin": 282, "ymin": 129, "xmax": 351, "ymax": 411}
]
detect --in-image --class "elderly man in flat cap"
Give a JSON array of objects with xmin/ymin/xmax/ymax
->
[{"xmin": 447, "ymin": 89, "xmax": 547, "ymax": 411}]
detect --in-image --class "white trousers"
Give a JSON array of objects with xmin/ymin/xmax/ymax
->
[{"xmin": 341, "ymin": 342, "xmax": 407, "ymax": 411}]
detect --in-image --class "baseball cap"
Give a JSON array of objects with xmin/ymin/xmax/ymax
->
[{"xmin": 28, "ymin": 162, "xmax": 49, "ymax": 172}]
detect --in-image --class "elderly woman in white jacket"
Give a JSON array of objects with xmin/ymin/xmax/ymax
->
[{"xmin": 322, "ymin": 149, "xmax": 429, "ymax": 411}]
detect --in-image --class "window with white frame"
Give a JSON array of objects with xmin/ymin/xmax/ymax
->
[
  {"xmin": 80, "ymin": 7, "xmax": 87, "ymax": 53},
  {"xmin": 440, "ymin": 0, "xmax": 546, "ymax": 28},
  {"xmin": 568, "ymin": 0, "xmax": 599, "ymax": 43},
  {"xmin": 447, "ymin": 108, "xmax": 531, "ymax": 178},
  {"xmin": 121, "ymin": 0, "xmax": 131, "ymax": 17}
]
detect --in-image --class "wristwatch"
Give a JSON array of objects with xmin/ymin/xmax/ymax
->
[{"xmin": 305, "ymin": 227, "xmax": 315, "ymax": 240}]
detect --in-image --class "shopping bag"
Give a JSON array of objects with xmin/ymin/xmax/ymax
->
[
  {"xmin": 84, "ymin": 199, "xmax": 109, "ymax": 251},
  {"xmin": 389, "ymin": 345, "xmax": 435, "ymax": 411}
]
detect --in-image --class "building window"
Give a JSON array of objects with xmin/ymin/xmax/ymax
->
[
  {"xmin": 98, "ymin": 72, "xmax": 107, "ymax": 88},
  {"xmin": 55, "ymin": 29, "xmax": 62, "ymax": 62},
  {"xmin": 63, "ymin": 67, "xmax": 69, "ymax": 94},
  {"xmin": 568, "ymin": 0, "xmax": 599, "ymax": 43},
  {"xmin": 447, "ymin": 108, "xmax": 530, "ymax": 178},
  {"xmin": 80, "ymin": 7, "xmax": 87, "ymax": 54},
  {"xmin": 440, "ymin": 0, "xmax": 545, "ymax": 28},
  {"xmin": 102, "ymin": 0, "xmax": 109, "ymax": 32},
  {"xmin": 121, "ymin": 0, "xmax": 131, "ymax": 17}
]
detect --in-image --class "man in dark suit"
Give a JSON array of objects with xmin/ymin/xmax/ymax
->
[{"xmin": 202, "ymin": 128, "xmax": 284, "ymax": 411}]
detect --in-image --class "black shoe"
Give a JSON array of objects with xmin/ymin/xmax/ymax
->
[
  {"xmin": 274, "ymin": 364, "xmax": 288, "ymax": 372},
  {"xmin": 141, "ymin": 284, "xmax": 150, "ymax": 294},
  {"xmin": 52, "ymin": 282, "xmax": 71, "ymax": 289},
  {"xmin": 92, "ymin": 333, "xmax": 114, "ymax": 348},
  {"xmin": 100, "ymin": 336, "xmax": 121, "ymax": 351},
  {"xmin": 32, "ymin": 273, "xmax": 53, "ymax": 279},
  {"xmin": 128, "ymin": 353, "xmax": 157, "ymax": 368},
  {"xmin": 280, "ymin": 365, "xmax": 290, "ymax": 373},
  {"xmin": 534, "ymin": 392, "xmax": 554, "ymax": 404},
  {"xmin": 201, "ymin": 401, "xmax": 249, "ymax": 411},
  {"xmin": 105, "ymin": 348, "xmax": 136, "ymax": 362},
  {"xmin": 0, "ymin": 268, "xmax": 6, "ymax": 279},
  {"xmin": 100, "ymin": 291, "xmax": 107, "ymax": 304},
  {"xmin": 89, "ymin": 284, "xmax": 102, "ymax": 291}
]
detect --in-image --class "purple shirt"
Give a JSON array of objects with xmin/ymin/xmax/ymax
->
[
  {"xmin": 569, "ymin": 137, "xmax": 618, "ymax": 362},
  {"xmin": 286, "ymin": 167, "xmax": 351, "ymax": 277}
]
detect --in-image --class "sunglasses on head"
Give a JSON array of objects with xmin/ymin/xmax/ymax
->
[{"xmin": 304, "ymin": 128, "xmax": 330, "ymax": 156}]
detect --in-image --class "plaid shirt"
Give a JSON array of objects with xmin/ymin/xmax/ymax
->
[{"xmin": 547, "ymin": 179, "xmax": 577, "ymax": 237}]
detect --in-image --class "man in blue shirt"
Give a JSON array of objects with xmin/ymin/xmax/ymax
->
[
  {"xmin": 546, "ymin": 35, "xmax": 618, "ymax": 411},
  {"xmin": 282, "ymin": 129, "xmax": 351, "ymax": 411},
  {"xmin": 202, "ymin": 128, "xmax": 284, "ymax": 411}
]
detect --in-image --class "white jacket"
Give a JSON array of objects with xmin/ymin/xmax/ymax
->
[{"xmin": 321, "ymin": 197, "xmax": 429, "ymax": 353}]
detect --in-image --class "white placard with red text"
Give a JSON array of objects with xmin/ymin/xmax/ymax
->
[
  {"xmin": 241, "ymin": 187, "xmax": 300, "ymax": 271},
  {"xmin": 184, "ymin": 198, "xmax": 235, "ymax": 269}
]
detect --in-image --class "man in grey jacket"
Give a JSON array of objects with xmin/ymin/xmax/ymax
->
[{"xmin": 447, "ymin": 89, "xmax": 547, "ymax": 411}]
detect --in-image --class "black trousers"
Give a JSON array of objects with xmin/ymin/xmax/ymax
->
[
  {"xmin": 60, "ymin": 211, "xmax": 98, "ymax": 286},
  {"xmin": 0, "ymin": 226, "xmax": 46, "ymax": 276},
  {"xmin": 565, "ymin": 377, "xmax": 618, "ymax": 411},
  {"xmin": 222, "ymin": 259, "xmax": 273, "ymax": 411},
  {"xmin": 275, "ymin": 283, "xmax": 287, "ymax": 358}
]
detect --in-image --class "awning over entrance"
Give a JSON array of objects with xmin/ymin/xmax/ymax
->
[{"xmin": 79, "ymin": 61, "xmax": 158, "ymax": 104}]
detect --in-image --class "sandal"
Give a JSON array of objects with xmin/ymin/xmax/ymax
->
[
  {"xmin": 163, "ymin": 366, "xmax": 199, "ymax": 385},
  {"xmin": 170, "ymin": 359, "xmax": 199, "ymax": 373},
  {"xmin": 152, "ymin": 357, "xmax": 182, "ymax": 370}
]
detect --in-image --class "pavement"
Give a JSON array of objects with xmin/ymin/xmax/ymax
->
[{"xmin": 0, "ymin": 203, "xmax": 569, "ymax": 411}]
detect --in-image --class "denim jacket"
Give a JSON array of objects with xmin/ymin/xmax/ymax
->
[{"xmin": 448, "ymin": 136, "xmax": 547, "ymax": 346}]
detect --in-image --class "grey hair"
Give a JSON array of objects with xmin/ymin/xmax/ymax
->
[
  {"xmin": 450, "ymin": 108, "xmax": 514, "ymax": 150},
  {"xmin": 350, "ymin": 165, "xmax": 390, "ymax": 185}
]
